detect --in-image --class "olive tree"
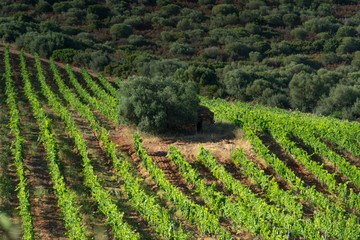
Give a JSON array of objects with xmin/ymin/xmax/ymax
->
[{"xmin": 118, "ymin": 76, "xmax": 199, "ymax": 133}]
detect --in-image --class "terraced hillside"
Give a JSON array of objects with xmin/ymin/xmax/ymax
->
[{"xmin": 1, "ymin": 46, "xmax": 360, "ymax": 239}]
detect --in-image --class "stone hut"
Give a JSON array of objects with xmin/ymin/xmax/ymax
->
[{"xmin": 197, "ymin": 105, "xmax": 214, "ymax": 132}]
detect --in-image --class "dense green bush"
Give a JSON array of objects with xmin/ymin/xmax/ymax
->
[
  {"xmin": 289, "ymin": 71, "xmax": 335, "ymax": 111},
  {"xmin": 336, "ymin": 26, "xmax": 357, "ymax": 38},
  {"xmin": 52, "ymin": 48, "xmax": 78, "ymax": 63},
  {"xmin": 270, "ymin": 41, "xmax": 293, "ymax": 55},
  {"xmin": 337, "ymin": 37, "xmax": 360, "ymax": 54},
  {"xmin": 139, "ymin": 58, "xmax": 187, "ymax": 78},
  {"xmin": 246, "ymin": 0, "xmax": 266, "ymax": 10},
  {"xmin": 249, "ymin": 51, "xmax": 262, "ymax": 62},
  {"xmin": 351, "ymin": 51, "xmax": 360, "ymax": 68},
  {"xmin": 317, "ymin": 3, "xmax": 333, "ymax": 16},
  {"xmin": 161, "ymin": 4, "xmax": 181, "ymax": 15},
  {"xmin": 323, "ymin": 38, "xmax": 339, "ymax": 52},
  {"xmin": 16, "ymin": 31, "xmax": 83, "ymax": 58},
  {"xmin": 87, "ymin": 4, "xmax": 110, "ymax": 20},
  {"xmin": 245, "ymin": 79, "xmax": 273, "ymax": 102},
  {"xmin": 73, "ymin": 51, "xmax": 110, "ymax": 70},
  {"xmin": 267, "ymin": 93, "xmax": 290, "ymax": 108},
  {"xmin": 203, "ymin": 46, "xmax": 221, "ymax": 59},
  {"xmin": 161, "ymin": 30, "xmax": 176, "ymax": 42},
  {"xmin": 264, "ymin": 14, "xmax": 282, "ymax": 27},
  {"xmin": 104, "ymin": 58, "xmax": 133, "ymax": 77},
  {"xmin": 175, "ymin": 65, "xmax": 218, "ymax": 87},
  {"xmin": 223, "ymin": 69, "xmax": 253, "ymax": 100},
  {"xmin": 39, "ymin": 20, "xmax": 60, "ymax": 33},
  {"xmin": 3, "ymin": 3, "xmax": 28, "ymax": 12},
  {"xmin": 198, "ymin": 0, "xmax": 216, "ymax": 4},
  {"xmin": 225, "ymin": 42, "xmax": 251, "ymax": 59},
  {"xmin": 110, "ymin": 23, "xmax": 133, "ymax": 39},
  {"xmin": 316, "ymin": 85, "xmax": 360, "ymax": 119},
  {"xmin": 36, "ymin": 0, "xmax": 52, "ymax": 12},
  {"xmin": 74, "ymin": 32, "xmax": 96, "ymax": 47},
  {"xmin": 282, "ymin": 13, "xmax": 300, "ymax": 27},
  {"xmin": 118, "ymin": 76, "xmax": 199, "ymax": 133},
  {"xmin": 318, "ymin": 52, "xmax": 342, "ymax": 66},
  {"xmin": 303, "ymin": 17, "xmax": 338, "ymax": 33},
  {"xmin": 291, "ymin": 28, "xmax": 308, "ymax": 40},
  {"xmin": 0, "ymin": 22, "xmax": 22, "ymax": 42},
  {"xmin": 53, "ymin": 1, "xmax": 72, "ymax": 13},
  {"xmin": 123, "ymin": 16, "xmax": 143, "ymax": 29},
  {"xmin": 169, "ymin": 42, "xmax": 194, "ymax": 56},
  {"xmin": 127, "ymin": 34, "xmax": 147, "ymax": 46},
  {"xmin": 212, "ymin": 4, "xmax": 238, "ymax": 16}
]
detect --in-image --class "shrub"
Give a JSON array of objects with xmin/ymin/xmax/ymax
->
[
  {"xmin": 249, "ymin": 51, "xmax": 262, "ymax": 62},
  {"xmin": 53, "ymin": 1, "xmax": 72, "ymax": 13},
  {"xmin": 267, "ymin": 93, "xmax": 290, "ymax": 108},
  {"xmin": 282, "ymin": 13, "xmax": 300, "ymax": 27},
  {"xmin": 161, "ymin": 30, "xmax": 176, "ymax": 42},
  {"xmin": 337, "ymin": 37, "xmax": 360, "ymax": 54},
  {"xmin": 212, "ymin": 4, "xmax": 238, "ymax": 16},
  {"xmin": 246, "ymin": 0, "xmax": 266, "ymax": 10},
  {"xmin": 323, "ymin": 38, "xmax": 339, "ymax": 52},
  {"xmin": 110, "ymin": 23, "xmax": 133, "ymax": 39},
  {"xmin": 176, "ymin": 65, "xmax": 218, "ymax": 86},
  {"xmin": 64, "ymin": 7, "xmax": 85, "ymax": 20},
  {"xmin": 87, "ymin": 4, "xmax": 110, "ymax": 19},
  {"xmin": 270, "ymin": 41, "xmax": 293, "ymax": 55},
  {"xmin": 52, "ymin": 48, "xmax": 78, "ymax": 63},
  {"xmin": 4, "ymin": 3, "xmax": 29, "ymax": 12},
  {"xmin": 303, "ymin": 17, "xmax": 338, "ymax": 33},
  {"xmin": 16, "ymin": 31, "xmax": 83, "ymax": 58},
  {"xmin": 156, "ymin": 0, "xmax": 172, "ymax": 6},
  {"xmin": 0, "ymin": 22, "xmax": 22, "ymax": 42},
  {"xmin": 61, "ymin": 26, "xmax": 81, "ymax": 35},
  {"xmin": 225, "ymin": 42, "xmax": 251, "ymax": 59},
  {"xmin": 239, "ymin": 9, "xmax": 260, "ymax": 23},
  {"xmin": 73, "ymin": 50, "xmax": 110, "ymax": 70},
  {"xmin": 139, "ymin": 59, "xmax": 187, "ymax": 78},
  {"xmin": 66, "ymin": 17, "xmax": 79, "ymax": 25},
  {"xmin": 264, "ymin": 14, "xmax": 282, "ymax": 27},
  {"xmin": 316, "ymin": 32, "xmax": 331, "ymax": 40},
  {"xmin": 123, "ymin": 16, "xmax": 143, "ymax": 29},
  {"xmin": 161, "ymin": 4, "xmax": 181, "ymax": 15},
  {"xmin": 336, "ymin": 26, "xmax": 357, "ymax": 38},
  {"xmin": 203, "ymin": 47, "xmax": 221, "ymax": 59},
  {"xmin": 176, "ymin": 18, "xmax": 195, "ymax": 30},
  {"xmin": 198, "ymin": 0, "xmax": 215, "ymax": 4},
  {"xmin": 72, "ymin": 0, "xmax": 97, "ymax": 8},
  {"xmin": 351, "ymin": 51, "xmax": 360, "ymax": 68},
  {"xmin": 118, "ymin": 76, "xmax": 199, "ymax": 133},
  {"xmin": 317, "ymin": 3, "xmax": 333, "ymax": 17},
  {"xmin": 169, "ymin": 42, "xmax": 194, "ymax": 56},
  {"xmin": 223, "ymin": 69, "xmax": 253, "ymax": 100},
  {"xmin": 316, "ymin": 85, "xmax": 360, "ymax": 118},
  {"xmin": 289, "ymin": 71, "xmax": 330, "ymax": 111},
  {"xmin": 245, "ymin": 79, "xmax": 272, "ymax": 100},
  {"xmin": 290, "ymin": 28, "xmax": 308, "ymax": 40},
  {"xmin": 245, "ymin": 23, "xmax": 261, "ymax": 34},
  {"xmin": 210, "ymin": 14, "xmax": 238, "ymax": 28},
  {"xmin": 39, "ymin": 20, "xmax": 60, "ymax": 33},
  {"xmin": 318, "ymin": 53, "xmax": 342, "ymax": 66},
  {"xmin": 127, "ymin": 34, "xmax": 147, "ymax": 46},
  {"xmin": 74, "ymin": 32, "xmax": 96, "ymax": 47},
  {"xmin": 36, "ymin": 0, "xmax": 52, "ymax": 12}
]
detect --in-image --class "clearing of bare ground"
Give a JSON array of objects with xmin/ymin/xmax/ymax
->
[{"xmin": 110, "ymin": 123, "xmax": 254, "ymax": 240}]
